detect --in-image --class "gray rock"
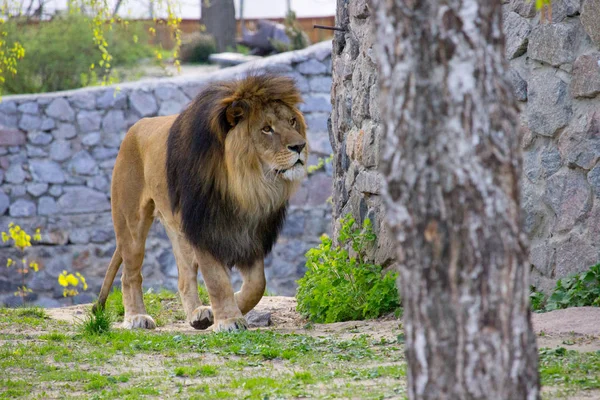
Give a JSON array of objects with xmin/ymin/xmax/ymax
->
[
  {"xmin": 28, "ymin": 131, "xmax": 53, "ymax": 145},
  {"xmin": 11, "ymin": 185, "xmax": 26, "ymax": 197},
  {"xmin": 82, "ymin": 132, "xmax": 101, "ymax": 147},
  {"xmin": 571, "ymin": 52, "xmax": 600, "ymax": 99},
  {"xmin": 70, "ymin": 92, "xmax": 96, "ymax": 110},
  {"xmin": 552, "ymin": 0, "xmax": 581, "ymax": 23},
  {"xmin": 40, "ymin": 118, "xmax": 56, "ymax": 131},
  {"xmin": 527, "ymin": 69, "xmax": 572, "ymax": 137},
  {"xmin": 297, "ymin": 59, "xmax": 328, "ymax": 75},
  {"xmin": 589, "ymin": 164, "xmax": 600, "ymax": 198},
  {"xmin": 9, "ymin": 199, "xmax": 36, "ymax": 217},
  {"xmin": 19, "ymin": 114, "xmax": 42, "ymax": 131},
  {"xmin": 8, "ymin": 146, "xmax": 19, "ymax": 153},
  {"xmin": 581, "ymin": 0, "xmax": 600, "ymax": 46},
  {"xmin": 158, "ymin": 101, "xmax": 184, "ymax": 116},
  {"xmin": 0, "ymin": 101, "xmax": 17, "ymax": 114},
  {"xmin": 0, "ymin": 169, "xmax": 3, "ymax": 183},
  {"xmin": 18, "ymin": 102, "xmax": 39, "ymax": 114},
  {"xmin": 307, "ymin": 130, "xmax": 333, "ymax": 155},
  {"xmin": 544, "ymin": 170, "xmax": 591, "ymax": 232},
  {"xmin": 0, "ymin": 191, "xmax": 8, "ymax": 215},
  {"xmin": 26, "ymin": 145, "xmax": 48, "ymax": 157},
  {"xmin": 5, "ymin": 164, "xmax": 26, "ymax": 184},
  {"xmin": 504, "ymin": 12, "xmax": 531, "ymax": 60},
  {"xmin": 299, "ymin": 95, "xmax": 331, "ymax": 113},
  {"xmin": 282, "ymin": 72, "xmax": 310, "ymax": 93},
  {"xmin": 528, "ymin": 22, "xmax": 581, "ymax": 67},
  {"xmin": 69, "ymin": 228, "xmax": 91, "ymax": 244},
  {"xmin": 354, "ymin": 170, "xmax": 382, "ymax": 194},
  {"xmin": 68, "ymin": 151, "xmax": 98, "ymax": 175},
  {"xmin": 92, "ymin": 147, "xmax": 119, "ymax": 160},
  {"xmin": 281, "ymin": 211, "xmax": 305, "ymax": 237},
  {"xmin": 305, "ymin": 113, "xmax": 329, "ymax": 133},
  {"xmin": 77, "ymin": 110, "xmax": 102, "ymax": 133},
  {"xmin": 97, "ymin": 88, "xmax": 127, "ymax": 109},
  {"xmin": 27, "ymin": 183, "xmax": 49, "ymax": 197},
  {"xmin": 308, "ymin": 76, "xmax": 333, "ymax": 93},
  {"xmin": 52, "ymin": 123, "xmax": 77, "ymax": 140},
  {"xmin": 0, "ymin": 128, "xmax": 25, "ymax": 146},
  {"xmin": 102, "ymin": 110, "xmax": 126, "ymax": 134},
  {"xmin": 129, "ymin": 90, "xmax": 158, "ymax": 117},
  {"xmin": 49, "ymin": 140, "xmax": 71, "ymax": 161},
  {"xmin": 154, "ymin": 86, "xmax": 188, "ymax": 102},
  {"xmin": 510, "ymin": 0, "xmax": 537, "ymax": 17},
  {"xmin": 38, "ymin": 196, "xmax": 58, "ymax": 215},
  {"xmin": 86, "ymin": 175, "xmax": 109, "ymax": 191},
  {"xmin": 57, "ymin": 187, "xmax": 110, "ymax": 214},
  {"xmin": 49, "ymin": 185, "xmax": 63, "ymax": 197},
  {"xmin": 29, "ymin": 160, "xmax": 66, "ymax": 183},
  {"xmin": 506, "ymin": 68, "xmax": 527, "ymax": 102},
  {"xmin": 540, "ymin": 144, "xmax": 562, "ymax": 178},
  {"xmin": 0, "ymin": 113, "xmax": 17, "ymax": 128},
  {"xmin": 46, "ymin": 98, "xmax": 75, "ymax": 121},
  {"xmin": 245, "ymin": 310, "xmax": 272, "ymax": 328}
]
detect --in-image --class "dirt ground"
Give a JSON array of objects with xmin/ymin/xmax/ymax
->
[{"xmin": 47, "ymin": 296, "xmax": 600, "ymax": 351}]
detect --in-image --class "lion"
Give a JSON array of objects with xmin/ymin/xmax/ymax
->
[{"xmin": 93, "ymin": 74, "xmax": 308, "ymax": 332}]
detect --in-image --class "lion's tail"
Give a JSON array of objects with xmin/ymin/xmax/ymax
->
[{"xmin": 92, "ymin": 248, "xmax": 123, "ymax": 313}]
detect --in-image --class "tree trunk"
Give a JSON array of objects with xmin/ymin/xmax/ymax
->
[
  {"xmin": 369, "ymin": 0, "xmax": 540, "ymax": 399},
  {"xmin": 201, "ymin": 0, "xmax": 236, "ymax": 52}
]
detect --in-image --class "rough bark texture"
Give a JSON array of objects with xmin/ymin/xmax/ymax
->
[
  {"xmin": 369, "ymin": 0, "xmax": 540, "ymax": 399},
  {"xmin": 201, "ymin": 0, "xmax": 236, "ymax": 52}
]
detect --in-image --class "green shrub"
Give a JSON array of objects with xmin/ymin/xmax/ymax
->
[
  {"xmin": 296, "ymin": 215, "xmax": 400, "ymax": 323},
  {"xmin": 179, "ymin": 33, "xmax": 216, "ymax": 63},
  {"xmin": 79, "ymin": 306, "xmax": 112, "ymax": 336},
  {"xmin": 529, "ymin": 286, "xmax": 546, "ymax": 312},
  {"xmin": 545, "ymin": 264, "xmax": 600, "ymax": 311},
  {"xmin": 2, "ymin": 16, "xmax": 156, "ymax": 95}
]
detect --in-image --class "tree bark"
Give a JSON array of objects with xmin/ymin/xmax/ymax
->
[
  {"xmin": 369, "ymin": 0, "xmax": 540, "ymax": 399},
  {"xmin": 201, "ymin": 0, "xmax": 236, "ymax": 52}
]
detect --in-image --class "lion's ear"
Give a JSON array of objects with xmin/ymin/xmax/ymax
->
[{"xmin": 226, "ymin": 100, "xmax": 248, "ymax": 127}]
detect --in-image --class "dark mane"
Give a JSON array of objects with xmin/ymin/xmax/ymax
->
[{"xmin": 166, "ymin": 74, "xmax": 302, "ymax": 267}]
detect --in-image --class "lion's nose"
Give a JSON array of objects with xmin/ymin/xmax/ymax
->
[{"xmin": 288, "ymin": 142, "xmax": 306, "ymax": 154}]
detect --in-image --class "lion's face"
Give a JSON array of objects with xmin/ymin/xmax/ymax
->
[{"xmin": 249, "ymin": 103, "xmax": 308, "ymax": 182}]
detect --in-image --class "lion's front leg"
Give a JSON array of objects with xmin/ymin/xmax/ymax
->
[
  {"xmin": 194, "ymin": 249, "xmax": 247, "ymax": 332},
  {"xmin": 235, "ymin": 259, "xmax": 266, "ymax": 315}
]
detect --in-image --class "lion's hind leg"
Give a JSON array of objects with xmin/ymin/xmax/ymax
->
[{"xmin": 235, "ymin": 259, "xmax": 266, "ymax": 315}]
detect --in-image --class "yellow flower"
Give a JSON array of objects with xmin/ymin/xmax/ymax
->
[
  {"xmin": 58, "ymin": 271, "xmax": 69, "ymax": 287},
  {"xmin": 75, "ymin": 272, "xmax": 88, "ymax": 291},
  {"xmin": 29, "ymin": 262, "xmax": 39, "ymax": 272},
  {"xmin": 33, "ymin": 229, "xmax": 41, "ymax": 241},
  {"xmin": 66, "ymin": 274, "xmax": 79, "ymax": 286},
  {"xmin": 1, "ymin": 232, "xmax": 7, "ymax": 242},
  {"xmin": 7, "ymin": 258, "xmax": 13, "ymax": 267}
]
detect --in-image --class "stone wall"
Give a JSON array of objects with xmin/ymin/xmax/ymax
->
[
  {"xmin": 329, "ymin": 0, "xmax": 600, "ymax": 292},
  {"xmin": 0, "ymin": 41, "xmax": 333, "ymax": 307},
  {"xmin": 505, "ymin": 0, "xmax": 600, "ymax": 292}
]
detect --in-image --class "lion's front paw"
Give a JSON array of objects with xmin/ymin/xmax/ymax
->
[
  {"xmin": 212, "ymin": 317, "xmax": 248, "ymax": 333},
  {"xmin": 123, "ymin": 314, "xmax": 156, "ymax": 329},
  {"xmin": 189, "ymin": 306, "xmax": 214, "ymax": 330}
]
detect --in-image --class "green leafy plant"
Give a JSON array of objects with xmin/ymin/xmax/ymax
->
[
  {"xmin": 2, "ymin": 223, "xmax": 42, "ymax": 304},
  {"xmin": 79, "ymin": 306, "xmax": 112, "ymax": 336},
  {"xmin": 545, "ymin": 264, "xmax": 600, "ymax": 311},
  {"xmin": 297, "ymin": 215, "xmax": 400, "ymax": 323},
  {"xmin": 179, "ymin": 32, "xmax": 216, "ymax": 63},
  {"xmin": 529, "ymin": 286, "xmax": 546, "ymax": 312}
]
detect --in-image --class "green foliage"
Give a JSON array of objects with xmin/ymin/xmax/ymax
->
[
  {"xmin": 79, "ymin": 306, "xmax": 112, "ymax": 336},
  {"xmin": 545, "ymin": 264, "xmax": 600, "ymax": 311},
  {"xmin": 179, "ymin": 32, "xmax": 216, "ymax": 63},
  {"xmin": 529, "ymin": 286, "xmax": 546, "ymax": 312},
  {"xmin": 1, "ymin": 16, "xmax": 156, "ymax": 95},
  {"xmin": 297, "ymin": 215, "xmax": 400, "ymax": 323},
  {"xmin": 307, "ymin": 154, "xmax": 333, "ymax": 174},
  {"xmin": 271, "ymin": 11, "xmax": 311, "ymax": 53}
]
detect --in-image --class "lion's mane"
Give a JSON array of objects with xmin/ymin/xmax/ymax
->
[{"xmin": 166, "ymin": 74, "xmax": 306, "ymax": 268}]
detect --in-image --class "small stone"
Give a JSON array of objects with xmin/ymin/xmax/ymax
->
[
  {"xmin": 5, "ymin": 164, "xmax": 26, "ymax": 184},
  {"xmin": 70, "ymin": 92, "xmax": 96, "ymax": 110},
  {"xmin": 528, "ymin": 22, "xmax": 581, "ymax": 67},
  {"xmin": 354, "ymin": 170, "xmax": 382, "ymax": 194},
  {"xmin": 82, "ymin": 132, "xmax": 101, "ymax": 147},
  {"xmin": 581, "ymin": 0, "xmax": 600, "ymax": 47},
  {"xmin": 245, "ymin": 310, "xmax": 272, "ymax": 328},
  {"xmin": 0, "ymin": 191, "xmax": 9, "ymax": 215},
  {"xmin": 57, "ymin": 187, "xmax": 110, "ymax": 214},
  {"xmin": 304, "ymin": 113, "xmax": 328, "ymax": 133},
  {"xmin": 97, "ymin": 88, "xmax": 127, "ymax": 109},
  {"xmin": 9, "ymin": 199, "xmax": 36, "ymax": 217},
  {"xmin": 92, "ymin": 147, "xmax": 119, "ymax": 160},
  {"xmin": 282, "ymin": 72, "xmax": 310, "ymax": 93},
  {"xmin": 543, "ymin": 170, "xmax": 591, "ymax": 232},
  {"xmin": 11, "ymin": 186, "xmax": 26, "ymax": 197},
  {"xmin": 297, "ymin": 59, "xmax": 328, "ymax": 75},
  {"xmin": 28, "ymin": 131, "xmax": 53, "ymax": 145},
  {"xmin": 158, "ymin": 102, "xmax": 184, "ymax": 116},
  {"xmin": 68, "ymin": 150, "xmax": 98, "ymax": 175},
  {"xmin": 18, "ymin": 102, "xmax": 39, "ymax": 114},
  {"xmin": 38, "ymin": 196, "xmax": 58, "ymax": 215},
  {"xmin": 552, "ymin": 0, "xmax": 581, "ymax": 23},
  {"xmin": 129, "ymin": 90, "xmax": 158, "ymax": 117},
  {"xmin": 307, "ymin": 130, "xmax": 333, "ymax": 155},
  {"xmin": 77, "ymin": 110, "xmax": 103, "ymax": 133},
  {"xmin": 52, "ymin": 123, "xmax": 77, "ymax": 140},
  {"xmin": 299, "ymin": 95, "xmax": 331, "ymax": 113},
  {"xmin": 19, "ymin": 114, "xmax": 42, "ymax": 131},
  {"xmin": 308, "ymin": 76, "xmax": 333, "ymax": 93},
  {"xmin": 26, "ymin": 145, "xmax": 48, "ymax": 157},
  {"xmin": 0, "ymin": 101, "xmax": 17, "ymax": 114},
  {"xmin": 29, "ymin": 160, "xmax": 66, "ymax": 183},
  {"xmin": 102, "ymin": 110, "xmax": 127, "ymax": 133},
  {"xmin": 49, "ymin": 140, "xmax": 72, "ymax": 161},
  {"xmin": 46, "ymin": 98, "xmax": 75, "ymax": 121},
  {"xmin": 589, "ymin": 164, "xmax": 600, "ymax": 198},
  {"xmin": 69, "ymin": 228, "xmax": 91, "ymax": 244},
  {"xmin": 86, "ymin": 175, "xmax": 110, "ymax": 191},
  {"xmin": 40, "ymin": 118, "xmax": 56, "ymax": 131},
  {"xmin": 27, "ymin": 183, "xmax": 49, "ymax": 197},
  {"xmin": 527, "ymin": 69, "xmax": 572, "ymax": 137},
  {"xmin": 504, "ymin": 12, "xmax": 531, "ymax": 60},
  {"xmin": 49, "ymin": 185, "xmax": 63, "ymax": 197},
  {"xmin": 570, "ymin": 52, "xmax": 600, "ymax": 99},
  {"xmin": 510, "ymin": 0, "xmax": 537, "ymax": 17},
  {"xmin": 0, "ymin": 128, "xmax": 25, "ymax": 146},
  {"xmin": 506, "ymin": 68, "xmax": 527, "ymax": 102}
]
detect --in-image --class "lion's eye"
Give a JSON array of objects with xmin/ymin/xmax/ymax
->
[
  {"xmin": 262, "ymin": 126, "xmax": 273, "ymax": 134},
  {"xmin": 290, "ymin": 118, "xmax": 296, "ymax": 127}
]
